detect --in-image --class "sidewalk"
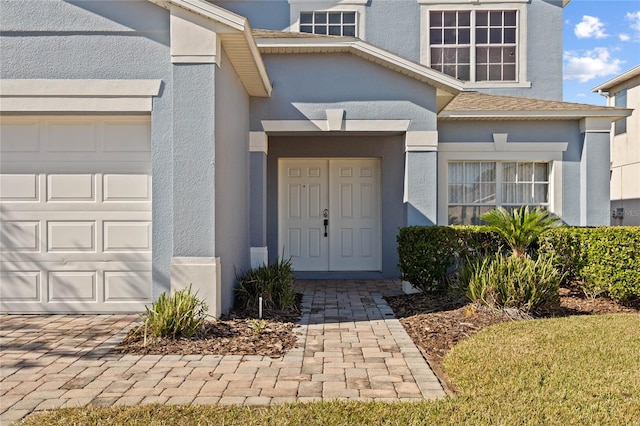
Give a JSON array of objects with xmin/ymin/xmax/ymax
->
[{"xmin": 0, "ymin": 280, "xmax": 444, "ymax": 424}]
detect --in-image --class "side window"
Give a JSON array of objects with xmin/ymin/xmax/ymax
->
[
  {"xmin": 614, "ymin": 89, "xmax": 627, "ymax": 135},
  {"xmin": 300, "ymin": 11, "xmax": 357, "ymax": 37}
]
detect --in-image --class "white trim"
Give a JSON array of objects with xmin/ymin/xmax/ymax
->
[
  {"xmin": 580, "ymin": 117, "xmax": 613, "ymax": 133},
  {"xmin": 439, "ymin": 141, "xmax": 569, "ymax": 153},
  {"xmin": 0, "ymin": 79, "xmax": 161, "ymax": 113},
  {"xmin": 261, "ymin": 119, "xmax": 411, "ymax": 133},
  {"xmin": 249, "ymin": 131, "xmax": 268, "ymax": 153},
  {"xmin": 171, "ymin": 257, "xmax": 222, "ymax": 318},
  {"xmin": 326, "ymin": 109, "xmax": 344, "ymax": 131},
  {"xmin": 250, "ymin": 247, "xmax": 269, "ymax": 269},
  {"xmin": 405, "ymin": 131, "xmax": 439, "ymax": 152},
  {"xmin": 170, "ymin": 5, "xmax": 222, "ymax": 64},
  {"xmin": 463, "ymin": 81, "xmax": 532, "ymax": 89},
  {"xmin": 550, "ymin": 160, "xmax": 563, "ymax": 219},
  {"xmin": 289, "ymin": 0, "xmax": 368, "ymax": 4},
  {"xmin": 419, "ymin": 3, "xmax": 528, "ymax": 86}
]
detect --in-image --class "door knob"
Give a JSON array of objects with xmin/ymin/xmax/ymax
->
[{"xmin": 323, "ymin": 209, "xmax": 329, "ymax": 218}]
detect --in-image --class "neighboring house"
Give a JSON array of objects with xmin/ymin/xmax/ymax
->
[
  {"xmin": 0, "ymin": 0, "xmax": 631, "ymax": 315},
  {"xmin": 592, "ymin": 65, "xmax": 640, "ymax": 226}
]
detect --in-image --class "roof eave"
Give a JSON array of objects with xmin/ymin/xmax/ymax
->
[
  {"xmin": 592, "ymin": 65, "xmax": 640, "ymax": 93},
  {"xmin": 439, "ymin": 109, "xmax": 633, "ymax": 121}
]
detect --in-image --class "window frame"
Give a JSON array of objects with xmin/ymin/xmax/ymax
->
[
  {"xmin": 419, "ymin": 1, "xmax": 530, "ymax": 88},
  {"xmin": 299, "ymin": 11, "xmax": 358, "ymax": 37},
  {"xmin": 289, "ymin": 0, "xmax": 367, "ymax": 40},
  {"xmin": 614, "ymin": 89, "xmax": 627, "ymax": 135},
  {"xmin": 447, "ymin": 160, "xmax": 551, "ymax": 225}
]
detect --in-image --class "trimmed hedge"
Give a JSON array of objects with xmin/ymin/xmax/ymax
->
[
  {"xmin": 398, "ymin": 225, "xmax": 640, "ymax": 302},
  {"xmin": 538, "ymin": 227, "xmax": 640, "ymax": 302},
  {"xmin": 397, "ymin": 226, "xmax": 502, "ymax": 291}
]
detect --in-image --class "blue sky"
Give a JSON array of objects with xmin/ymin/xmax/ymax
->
[{"xmin": 563, "ymin": 0, "xmax": 640, "ymax": 104}]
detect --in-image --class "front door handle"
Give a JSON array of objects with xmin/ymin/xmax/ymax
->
[{"xmin": 323, "ymin": 219, "xmax": 329, "ymax": 237}]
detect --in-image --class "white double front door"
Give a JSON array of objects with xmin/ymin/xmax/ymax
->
[{"xmin": 278, "ymin": 158, "xmax": 381, "ymax": 271}]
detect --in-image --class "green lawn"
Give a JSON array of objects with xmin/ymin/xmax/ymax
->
[{"xmin": 19, "ymin": 314, "xmax": 640, "ymax": 426}]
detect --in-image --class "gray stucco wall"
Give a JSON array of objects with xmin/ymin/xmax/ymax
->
[
  {"xmin": 267, "ymin": 135, "xmax": 405, "ymax": 279},
  {"xmin": 251, "ymin": 53, "xmax": 438, "ymax": 131},
  {"xmin": 438, "ymin": 120, "xmax": 585, "ymax": 226},
  {"xmin": 0, "ymin": 0, "xmax": 176, "ymax": 297},
  {"xmin": 215, "ymin": 48, "xmax": 251, "ymax": 314},
  {"xmin": 215, "ymin": 0, "xmax": 564, "ymax": 100}
]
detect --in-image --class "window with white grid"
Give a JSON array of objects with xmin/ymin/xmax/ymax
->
[
  {"xmin": 448, "ymin": 161, "xmax": 549, "ymax": 224},
  {"xmin": 429, "ymin": 10, "xmax": 518, "ymax": 82},
  {"xmin": 300, "ymin": 11, "xmax": 357, "ymax": 36}
]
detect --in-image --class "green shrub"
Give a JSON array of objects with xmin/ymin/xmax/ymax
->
[
  {"xmin": 480, "ymin": 206, "xmax": 561, "ymax": 257},
  {"xmin": 459, "ymin": 254, "xmax": 561, "ymax": 313},
  {"xmin": 397, "ymin": 226, "xmax": 502, "ymax": 292},
  {"xmin": 539, "ymin": 227, "xmax": 640, "ymax": 302},
  {"xmin": 235, "ymin": 257, "xmax": 296, "ymax": 311},
  {"xmin": 141, "ymin": 285, "xmax": 208, "ymax": 342}
]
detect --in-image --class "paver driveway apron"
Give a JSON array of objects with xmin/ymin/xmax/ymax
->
[{"xmin": 0, "ymin": 280, "xmax": 445, "ymax": 424}]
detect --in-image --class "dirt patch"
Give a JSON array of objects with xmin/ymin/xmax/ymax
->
[
  {"xmin": 116, "ymin": 296, "xmax": 302, "ymax": 358},
  {"xmin": 385, "ymin": 284, "xmax": 640, "ymax": 393}
]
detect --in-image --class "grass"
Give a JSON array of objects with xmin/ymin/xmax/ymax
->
[{"xmin": 18, "ymin": 314, "xmax": 640, "ymax": 426}]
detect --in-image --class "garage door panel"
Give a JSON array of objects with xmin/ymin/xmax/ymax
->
[
  {"xmin": 47, "ymin": 122, "xmax": 96, "ymax": 152},
  {"xmin": 0, "ymin": 122, "xmax": 40, "ymax": 152},
  {"xmin": 1, "ymin": 116, "xmax": 151, "ymax": 313},
  {"xmin": 104, "ymin": 271, "xmax": 152, "ymax": 302},
  {"xmin": 49, "ymin": 271, "xmax": 97, "ymax": 302},
  {"xmin": 104, "ymin": 174, "xmax": 151, "ymax": 201},
  {"xmin": 47, "ymin": 174, "xmax": 95, "ymax": 201},
  {"xmin": 0, "ymin": 271, "xmax": 40, "ymax": 301},
  {"xmin": 0, "ymin": 221, "xmax": 40, "ymax": 252},
  {"xmin": 103, "ymin": 221, "xmax": 151, "ymax": 252},
  {"xmin": 0, "ymin": 174, "xmax": 40, "ymax": 201},
  {"xmin": 47, "ymin": 221, "xmax": 96, "ymax": 252},
  {"xmin": 103, "ymin": 122, "xmax": 151, "ymax": 152}
]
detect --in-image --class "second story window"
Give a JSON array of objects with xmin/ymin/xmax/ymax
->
[
  {"xmin": 614, "ymin": 89, "xmax": 627, "ymax": 135},
  {"xmin": 300, "ymin": 11, "xmax": 357, "ymax": 37},
  {"xmin": 430, "ymin": 10, "xmax": 517, "ymax": 82}
]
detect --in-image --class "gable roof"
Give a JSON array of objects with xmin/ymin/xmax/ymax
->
[
  {"xmin": 148, "ymin": 0, "xmax": 271, "ymax": 97},
  {"xmin": 439, "ymin": 91, "xmax": 632, "ymax": 121},
  {"xmin": 592, "ymin": 65, "xmax": 640, "ymax": 93},
  {"xmin": 253, "ymin": 29, "xmax": 463, "ymax": 111}
]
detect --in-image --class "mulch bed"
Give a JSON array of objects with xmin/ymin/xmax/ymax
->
[
  {"xmin": 116, "ymin": 295, "xmax": 303, "ymax": 358},
  {"xmin": 385, "ymin": 283, "xmax": 640, "ymax": 393}
]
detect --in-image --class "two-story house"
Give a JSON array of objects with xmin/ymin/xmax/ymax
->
[{"xmin": 0, "ymin": 0, "xmax": 631, "ymax": 315}]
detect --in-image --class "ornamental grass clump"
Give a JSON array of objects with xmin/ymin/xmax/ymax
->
[
  {"xmin": 460, "ymin": 253, "xmax": 562, "ymax": 314},
  {"xmin": 140, "ymin": 284, "xmax": 208, "ymax": 343},
  {"xmin": 235, "ymin": 257, "xmax": 296, "ymax": 311}
]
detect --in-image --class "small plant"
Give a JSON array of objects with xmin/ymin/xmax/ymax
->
[
  {"xmin": 140, "ymin": 284, "xmax": 208, "ymax": 344},
  {"xmin": 458, "ymin": 254, "xmax": 562, "ymax": 314},
  {"xmin": 249, "ymin": 318, "xmax": 268, "ymax": 334},
  {"xmin": 235, "ymin": 257, "xmax": 296, "ymax": 311},
  {"xmin": 480, "ymin": 206, "xmax": 561, "ymax": 257}
]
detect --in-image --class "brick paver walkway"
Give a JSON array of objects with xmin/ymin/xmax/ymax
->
[{"xmin": 0, "ymin": 280, "xmax": 444, "ymax": 424}]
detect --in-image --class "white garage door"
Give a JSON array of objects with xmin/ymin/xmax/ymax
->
[{"xmin": 0, "ymin": 116, "xmax": 152, "ymax": 313}]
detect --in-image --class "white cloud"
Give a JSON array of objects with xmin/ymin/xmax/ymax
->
[
  {"xmin": 564, "ymin": 48, "xmax": 623, "ymax": 83},
  {"xmin": 619, "ymin": 33, "xmax": 631, "ymax": 41},
  {"xmin": 574, "ymin": 15, "xmax": 608, "ymax": 39},
  {"xmin": 626, "ymin": 11, "xmax": 640, "ymax": 39}
]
